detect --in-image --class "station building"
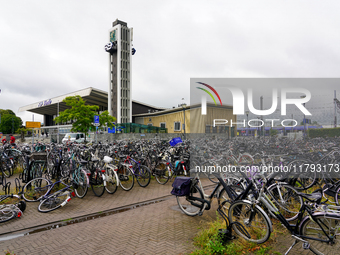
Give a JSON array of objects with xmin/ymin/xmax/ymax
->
[{"xmin": 18, "ymin": 87, "xmax": 236, "ymax": 137}]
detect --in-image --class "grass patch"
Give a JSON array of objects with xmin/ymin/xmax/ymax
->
[
  {"xmin": 191, "ymin": 212, "xmax": 286, "ymax": 255},
  {"xmin": 62, "ymin": 218, "xmax": 73, "ymax": 222}
]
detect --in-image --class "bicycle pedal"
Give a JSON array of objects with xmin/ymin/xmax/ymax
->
[
  {"xmin": 198, "ymin": 211, "xmax": 203, "ymax": 216},
  {"xmin": 302, "ymin": 242, "xmax": 310, "ymax": 250}
]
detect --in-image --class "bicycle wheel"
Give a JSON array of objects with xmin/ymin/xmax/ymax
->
[
  {"xmin": 22, "ymin": 177, "xmax": 51, "ymax": 202},
  {"xmin": 135, "ymin": 165, "xmax": 151, "ymax": 187},
  {"xmin": 90, "ymin": 171, "xmax": 105, "ymax": 197},
  {"xmin": 201, "ymin": 161, "xmax": 219, "ymax": 184},
  {"xmin": 300, "ymin": 213, "xmax": 340, "ymax": 255},
  {"xmin": 238, "ymin": 153, "xmax": 254, "ymax": 166},
  {"xmin": 38, "ymin": 191, "xmax": 70, "ymax": 213},
  {"xmin": 286, "ymin": 160, "xmax": 317, "ymax": 190},
  {"xmin": 154, "ymin": 162, "xmax": 169, "ymax": 185},
  {"xmin": 176, "ymin": 185, "xmax": 205, "ymax": 216},
  {"xmin": 118, "ymin": 165, "xmax": 134, "ymax": 191},
  {"xmin": 74, "ymin": 169, "xmax": 88, "ymax": 198},
  {"xmin": 228, "ymin": 200, "xmax": 271, "ymax": 243},
  {"xmin": 218, "ymin": 184, "xmax": 244, "ymax": 212},
  {"xmin": 267, "ymin": 183, "xmax": 303, "ymax": 222},
  {"xmin": 333, "ymin": 184, "xmax": 340, "ymax": 206},
  {"xmin": 0, "ymin": 206, "xmax": 16, "ymax": 223},
  {"xmin": 105, "ymin": 168, "xmax": 118, "ymax": 194},
  {"xmin": 1, "ymin": 161, "xmax": 11, "ymax": 178}
]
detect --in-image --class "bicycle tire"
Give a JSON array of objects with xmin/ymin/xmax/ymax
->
[
  {"xmin": 238, "ymin": 153, "xmax": 254, "ymax": 166},
  {"xmin": 300, "ymin": 213, "xmax": 340, "ymax": 255},
  {"xmin": 74, "ymin": 169, "xmax": 88, "ymax": 198},
  {"xmin": 0, "ymin": 206, "xmax": 16, "ymax": 223},
  {"xmin": 333, "ymin": 184, "xmax": 340, "ymax": 206},
  {"xmin": 1, "ymin": 161, "xmax": 11, "ymax": 178},
  {"xmin": 105, "ymin": 167, "xmax": 118, "ymax": 194},
  {"xmin": 201, "ymin": 161, "xmax": 219, "ymax": 184},
  {"xmin": 38, "ymin": 191, "xmax": 69, "ymax": 213},
  {"xmin": 22, "ymin": 177, "xmax": 51, "ymax": 202},
  {"xmin": 154, "ymin": 162, "xmax": 169, "ymax": 185},
  {"xmin": 286, "ymin": 160, "xmax": 317, "ymax": 190},
  {"xmin": 135, "ymin": 165, "xmax": 151, "ymax": 188},
  {"xmin": 90, "ymin": 171, "xmax": 105, "ymax": 197},
  {"xmin": 228, "ymin": 200, "xmax": 272, "ymax": 243},
  {"xmin": 118, "ymin": 165, "xmax": 134, "ymax": 191},
  {"xmin": 267, "ymin": 183, "xmax": 303, "ymax": 222},
  {"xmin": 176, "ymin": 185, "xmax": 205, "ymax": 216},
  {"xmin": 218, "ymin": 184, "xmax": 244, "ymax": 212}
]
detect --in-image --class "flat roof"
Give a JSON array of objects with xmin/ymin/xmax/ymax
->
[
  {"xmin": 18, "ymin": 87, "xmax": 166, "ymax": 116},
  {"xmin": 18, "ymin": 87, "xmax": 108, "ymax": 116},
  {"xmin": 133, "ymin": 103, "xmax": 233, "ymax": 117}
]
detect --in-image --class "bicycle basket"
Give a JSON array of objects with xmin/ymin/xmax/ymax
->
[{"xmin": 171, "ymin": 177, "xmax": 192, "ymax": 196}]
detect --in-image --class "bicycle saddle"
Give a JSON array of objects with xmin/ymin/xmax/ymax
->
[{"xmin": 297, "ymin": 189, "xmax": 322, "ymax": 203}]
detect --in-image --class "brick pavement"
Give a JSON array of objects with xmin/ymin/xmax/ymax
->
[
  {"xmin": 0, "ymin": 180, "xmax": 218, "ymax": 255},
  {"xmin": 1, "ymin": 178, "xmax": 214, "ymax": 236},
  {"xmin": 0, "ymin": 177, "xmax": 321, "ymax": 255}
]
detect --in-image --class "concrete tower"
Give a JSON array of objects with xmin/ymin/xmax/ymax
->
[{"xmin": 105, "ymin": 19, "xmax": 132, "ymax": 123}]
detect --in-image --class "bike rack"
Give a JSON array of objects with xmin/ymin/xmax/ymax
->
[
  {"xmin": 217, "ymin": 201, "xmax": 250, "ymax": 244},
  {"xmin": 15, "ymin": 178, "xmax": 21, "ymax": 193}
]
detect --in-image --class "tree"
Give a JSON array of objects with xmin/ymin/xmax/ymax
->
[
  {"xmin": 53, "ymin": 96, "xmax": 116, "ymax": 142},
  {"xmin": 98, "ymin": 110, "xmax": 116, "ymax": 129},
  {"xmin": 0, "ymin": 110, "xmax": 22, "ymax": 134}
]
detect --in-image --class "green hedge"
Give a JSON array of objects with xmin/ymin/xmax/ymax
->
[{"xmin": 309, "ymin": 128, "xmax": 340, "ymax": 138}]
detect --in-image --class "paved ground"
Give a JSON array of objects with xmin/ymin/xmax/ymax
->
[
  {"xmin": 0, "ymin": 178, "xmax": 219, "ymax": 255},
  {"xmin": 0, "ymin": 176, "xmax": 325, "ymax": 255}
]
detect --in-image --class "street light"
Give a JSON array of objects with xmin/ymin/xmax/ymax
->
[{"xmin": 178, "ymin": 102, "xmax": 187, "ymax": 140}]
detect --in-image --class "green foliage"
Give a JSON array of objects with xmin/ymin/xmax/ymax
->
[
  {"xmin": 98, "ymin": 110, "xmax": 116, "ymax": 129},
  {"xmin": 0, "ymin": 109, "xmax": 22, "ymax": 134},
  {"xmin": 53, "ymin": 96, "xmax": 116, "ymax": 140},
  {"xmin": 269, "ymin": 128, "xmax": 278, "ymax": 136},
  {"xmin": 309, "ymin": 128, "xmax": 340, "ymax": 138},
  {"xmin": 16, "ymin": 127, "xmax": 32, "ymax": 134}
]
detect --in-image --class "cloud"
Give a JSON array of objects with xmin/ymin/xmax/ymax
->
[{"xmin": 1, "ymin": 0, "xmax": 340, "ymax": 125}]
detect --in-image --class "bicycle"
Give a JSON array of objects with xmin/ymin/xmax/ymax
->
[
  {"xmin": 0, "ymin": 194, "xmax": 26, "ymax": 223},
  {"xmin": 154, "ymin": 150, "xmax": 188, "ymax": 185},
  {"xmin": 227, "ymin": 172, "xmax": 340, "ymax": 254},
  {"xmin": 102, "ymin": 156, "xmax": 119, "ymax": 194},
  {"xmin": 22, "ymin": 177, "xmax": 75, "ymax": 213},
  {"xmin": 174, "ymin": 170, "xmax": 242, "ymax": 217},
  {"xmin": 124, "ymin": 155, "xmax": 151, "ymax": 188}
]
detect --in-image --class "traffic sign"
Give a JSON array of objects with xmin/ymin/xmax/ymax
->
[
  {"xmin": 93, "ymin": 123, "xmax": 100, "ymax": 127},
  {"xmin": 94, "ymin": 115, "xmax": 99, "ymax": 124},
  {"xmin": 26, "ymin": 121, "xmax": 41, "ymax": 128}
]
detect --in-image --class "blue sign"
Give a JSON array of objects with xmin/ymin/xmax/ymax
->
[
  {"xmin": 94, "ymin": 115, "xmax": 100, "ymax": 123},
  {"xmin": 108, "ymin": 127, "xmax": 115, "ymax": 133}
]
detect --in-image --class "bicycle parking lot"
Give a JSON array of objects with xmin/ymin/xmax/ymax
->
[{"xmin": 1, "ymin": 136, "xmax": 340, "ymax": 254}]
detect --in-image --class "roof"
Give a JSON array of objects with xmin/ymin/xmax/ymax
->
[
  {"xmin": 18, "ymin": 87, "xmax": 166, "ymax": 116},
  {"xmin": 133, "ymin": 103, "xmax": 233, "ymax": 117},
  {"xmin": 18, "ymin": 87, "xmax": 108, "ymax": 116}
]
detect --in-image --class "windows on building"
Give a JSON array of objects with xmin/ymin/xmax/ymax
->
[{"xmin": 174, "ymin": 122, "xmax": 181, "ymax": 131}]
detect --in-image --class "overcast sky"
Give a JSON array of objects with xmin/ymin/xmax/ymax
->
[{"xmin": 1, "ymin": 0, "xmax": 340, "ymax": 124}]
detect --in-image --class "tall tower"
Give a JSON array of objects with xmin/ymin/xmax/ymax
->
[{"xmin": 105, "ymin": 19, "xmax": 132, "ymax": 123}]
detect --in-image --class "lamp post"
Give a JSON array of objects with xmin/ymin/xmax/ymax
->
[
  {"xmin": 178, "ymin": 101, "xmax": 187, "ymax": 140},
  {"xmin": 246, "ymin": 110, "xmax": 249, "ymax": 136}
]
